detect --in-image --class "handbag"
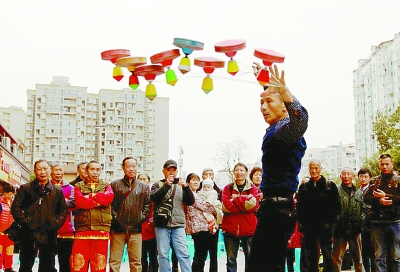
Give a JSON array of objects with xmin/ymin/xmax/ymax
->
[
  {"xmin": 154, "ymin": 185, "xmax": 177, "ymax": 226},
  {"xmin": 287, "ymin": 221, "xmax": 303, "ymax": 249},
  {"xmin": 4, "ymin": 222, "xmax": 23, "ymax": 242}
]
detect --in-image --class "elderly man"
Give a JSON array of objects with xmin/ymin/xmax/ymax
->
[
  {"xmin": 297, "ymin": 160, "xmax": 341, "ymax": 272},
  {"xmin": 11, "ymin": 159, "xmax": 67, "ymax": 272},
  {"xmin": 150, "ymin": 159, "xmax": 195, "ymax": 272},
  {"xmin": 50, "ymin": 161, "xmax": 75, "ymax": 272},
  {"xmin": 247, "ymin": 64, "xmax": 309, "ymax": 271},
  {"xmin": 109, "ymin": 157, "xmax": 151, "ymax": 272},
  {"xmin": 332, "ymin": 167, "xmax": 364, "ymax": 272},
  {"xmin": 364, "ymin": 154, "xmax": 400, "ymax": 271}
]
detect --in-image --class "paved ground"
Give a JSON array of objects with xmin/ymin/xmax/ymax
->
[{"xmin": 11, "ymin": 251, "xmax": 356, "ymax": 272}]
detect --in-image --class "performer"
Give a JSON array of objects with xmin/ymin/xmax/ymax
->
[{"xmin": 248, "ymin": 64, "xmax": 308, "ymax": 271}]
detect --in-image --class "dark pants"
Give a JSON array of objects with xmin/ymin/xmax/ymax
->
[
  {"xmin": 142, "ymin": 238, "xmax": 158, "ymax": 272},
  {"xmin": 56, "ymin": 238, "xmax": 74, "ymax": 272},
  {"xmin": 286, "ymin": 248, "xmax": 295, "ymax": 272},
  {"xmin": 191, "ymin": 231, "xmax": 218, "ymax": 272},
  {"xmin": 19, "ymin": 230, "xmax": 57, "ymax": 272},
  {"xmin": 248, "ymin": 198, "xmax": 296, "ymax": 272},
  {"xmin": 224, "ymin": 233, "xmax": 252, "ymax": 272},
  {"xmin": 301, "ymin": 225, "xmax": 333, "ymax": 272},
  {"xmin": 361, "ymin": 230, "xmax": 375, "ymax": 272}
]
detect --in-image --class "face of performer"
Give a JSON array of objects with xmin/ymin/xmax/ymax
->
[
  {"xmin": 341, "ymin": 168, "xmax": 354, "ymax": 187},
  {"xmin": 122, "ymin": 158, "xmax": 137, "ymax": 181},
  {"xmin": 51, "ymin": 165, "xmax": 64, "ymax": 183},
  {"xmin": 234, "ymin": 165, "xmax": 248, "ymax": 185},
  {"xmin": 34, "ymin": 161, "xmax": 51, "ymax": 184},
  {"xmin": 86, "ymin": 162, "xmax": 101, "ymax": 183},
  {"xmin": 189, "ymin": 176, "xmax": 200, "ymax": 191},
  {"xmin": 309, "ymin": 162, "xmax": 321, "ymax": 181},
  {"xmin": 260, "ymin": 92, "xmax": 287, "ymax": 125},
  {"xmin": 379, "ymin": 157, "xmax": 394, "ymax": 174}
]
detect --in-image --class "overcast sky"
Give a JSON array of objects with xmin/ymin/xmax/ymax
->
[{"xmin": 1, "ymin": 1, "xmax": 399, "ymax": 177}]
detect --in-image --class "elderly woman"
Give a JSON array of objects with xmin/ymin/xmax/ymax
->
[
  {"xmin": 186, "ymin": 173, "xmax": 221, "ymax": 272},
  {"xmin": 222, "ymin": 162, "xmax": 259, "ymax": 272}
]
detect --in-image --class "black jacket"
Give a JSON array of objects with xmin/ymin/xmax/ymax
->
[
  {"xmin": 364, "ymin": 173, "xmax": 400, "ymax": 223},
  {"xmin": 297, "ymin": 176, "xmax": 341, "ymax": 231},
  {"xmin": 11, "ymin": 179, "xmax": 68, "ymax": 244},
  {"xmin": 110, "ymin": 177, "xmax": 151, "ymax": 233}
]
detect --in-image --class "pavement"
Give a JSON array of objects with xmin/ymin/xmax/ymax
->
[
  {"xmin": 10, "ymin": 251, "xmax": 245, "ymax": 272},
  {"xmin": 11, "ymin": 250, "xmax": 356, "ymax": 272}
]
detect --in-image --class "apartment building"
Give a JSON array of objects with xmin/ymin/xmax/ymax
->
[
  {"xmin": 0, "ymin": 106, "xmax": 26, "ymax": 141},
  {"xmin": 25, "ymin": 76, "xmax": 169, "ymax": 182},
  {"xmin": 353, "ymin": 32, "xmax": 400, "ymax": 165},
  {"xmin": 299, "ymin": 143, "xmax": 357, "ymax": 180}
]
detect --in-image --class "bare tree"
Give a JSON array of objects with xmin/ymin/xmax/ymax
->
[{"xmin": 213, "ymin": 136, "xmax": 250, "ymax": 182}]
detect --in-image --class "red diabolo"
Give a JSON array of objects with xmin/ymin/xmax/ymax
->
[
  {"xmin": 254, "ymin": 48, "xmax": 285, "ymax": 87},
  {"xmin": 214, "ymin": 39, "xmax": 246, "ymax": 76}
]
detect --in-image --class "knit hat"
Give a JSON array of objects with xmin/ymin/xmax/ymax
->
[{"xmin": 202, "ymin": 177, "xmax": 214, "ymax": 188}]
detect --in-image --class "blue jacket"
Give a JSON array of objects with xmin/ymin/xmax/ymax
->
[{"xmin": 260, "ymin": 97, "xmax": 308, "ymax": 195}]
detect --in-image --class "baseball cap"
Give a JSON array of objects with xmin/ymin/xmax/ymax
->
[{"xmin": 163, "ymin": 159, "xmax": 178, "ymax": 169}]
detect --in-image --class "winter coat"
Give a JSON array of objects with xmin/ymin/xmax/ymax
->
[
  {"xmin": 0, "ymin": 196, "xmax": 13, "ymax": 232},
  {"xmin": 186, "ymin": 191, "xmax": 216, "ymax": 234},
  {"xmin": 364, "ymin": 173, "xmax": 400, "ymax": 223},
  {"xmin": 150, "ymin": 180, "xmax": 195, "ymax": 228},
  {"xmin": 51, "ymin": 179, "xmax": 75, "ymax": 236},
  {"xmin": 110, "ymin": 177, "xmax": 151, "ymax": 233},
  {"xmin": 221, "ymin": 180, "xmax": 259, "ymax": 237},
  {"xmin": 74, "ymin": 180, "xmax": 114, "ymax": 232},
  {"xmin": 11, "ymin": 179, "xmax": 68, "ymax": 244}
]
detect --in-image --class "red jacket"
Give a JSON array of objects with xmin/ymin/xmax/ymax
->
[
  {"xmin": 221, "ymin": 180, "xmax": 259, "ymax": 237},
  {"xmin": 142, "ymin": 202, "xmax": 156, "ymax": 241},
  {"xmin": 0, "ymin": 196, "xmax": 13, "ymax": 232}
]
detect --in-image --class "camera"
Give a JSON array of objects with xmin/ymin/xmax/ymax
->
[{"xmin": 173, "ymin": 178, "xmax": 179, "ymax": 184}]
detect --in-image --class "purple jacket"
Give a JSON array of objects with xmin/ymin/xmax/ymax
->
[{"xmin": 51, "ymin": 179, "xmax": 75, "ymax": 237}]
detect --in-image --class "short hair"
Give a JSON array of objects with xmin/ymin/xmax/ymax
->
[
  {"xmin": 86, "ymin": 160, "xmax": 100, "ymax": 170},
  {"xmin": 4, "ymin": 185, "xmax": 15, "ymax": 193},
  {"xmin": 186, "ymin": 173, "xmax": 200, "ymax": 183},
  {"xmin": 122, "ymin": 156, "xmax": 137, "ymax": 167},
  {"xmin": 309, "ymin": 159, "xmax": 321, "ymax": 166},
  {"xmin": 50, "ymin": 161, "xmax": 63, "ymax": 168},
  {"xmin": 233, "ymin": 162, "xmax": 248, "ymax": 172},
  {"xmin": 249, "ymin": 167, "xmax": 262, "ymax": 181},
  {"xmin": 34, "ymin": 159, "xmax": 50, "ymax": 169},
  {"xmin": 341, "ymin": 167, "xmax": 354, "ymax": 175},
  {"xmin": 380, "ymin": 153, "xmax": 392, "ymax": 159},
  {"xmin": 357, "ymin": 168, "xmax": 372, "ymax": 177},
  {"xmin": 137, "ymin": 172, "xmax": 150, "ymax": 181},
  {"xmin": 202, "ymin": 168, "xmax": 214, "ymax": 175},
  {"xmin": 77, "ymin": 162, "xmax": 87, "ymax": 170}
]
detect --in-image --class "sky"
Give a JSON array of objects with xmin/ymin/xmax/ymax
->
[{"xmin": 1, "ymin": 1, "xmax": 400, "ymax": 177}]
